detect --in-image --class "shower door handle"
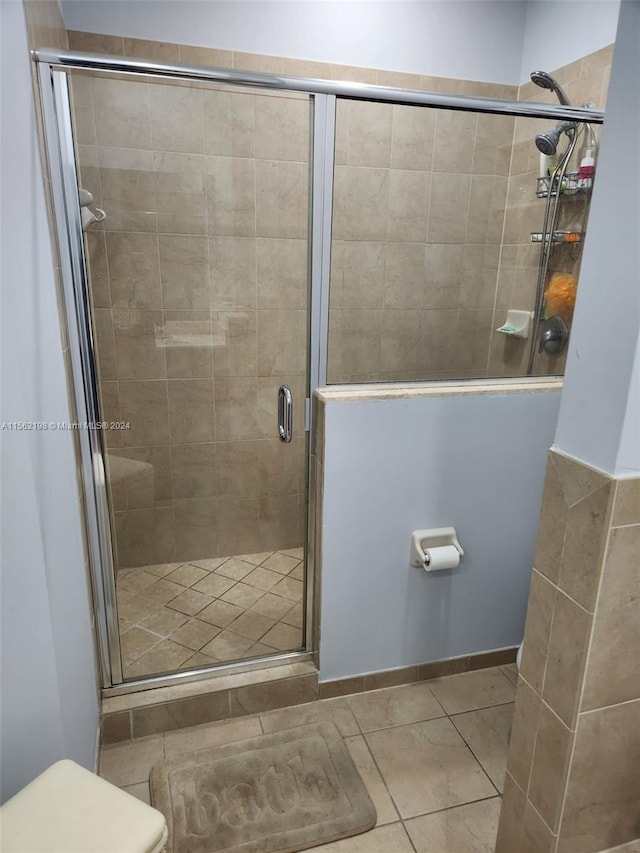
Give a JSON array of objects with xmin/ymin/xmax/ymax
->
[{"xmin": 278, "ymin": 385, "xmax": 293, "ymax": 443}]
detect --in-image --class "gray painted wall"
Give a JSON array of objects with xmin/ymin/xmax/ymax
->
[
  {"xmin": 319, "ymin": 390, "xmax": 561, "ymax": 681},
  {"xmin": 519, "ymin": 1, "xmax": 620, "ymax": 84},
  {"xmin": 60, "ymin": 0, "xmax": 528, "ymax": 83},
  {"xmin": 0, "ymin": 0, "xmax": 99, "ymax": 803},
  {"xmin": 554, "ymin": 0, "xmax": 639, "ymax": 476}
]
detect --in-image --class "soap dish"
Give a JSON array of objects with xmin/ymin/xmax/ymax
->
[{"xmin": 497, "ymin": 310, "xmax": 533, "ymax": 340}]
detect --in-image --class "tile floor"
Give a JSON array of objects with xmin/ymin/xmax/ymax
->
[
  {"xmin": 116, "ymin": 549, "xmax": 304, "ymax": 679},
  {"xmin": 100, "ymin": 665, "xmax": 518, "ymax": 852}
]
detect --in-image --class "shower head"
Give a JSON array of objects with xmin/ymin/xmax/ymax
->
[
  {"xmin": 535, "ymin": 121, "xmax": 576, "ymax": 156},
  {"xmin": 530, "ymin": 70, "xmax": 571, "ymax": 106}
]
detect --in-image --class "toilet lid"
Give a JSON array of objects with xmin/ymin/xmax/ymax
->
[{"xmin": 0, "ymin": 760, "xmax": 167, "ymax": 853}]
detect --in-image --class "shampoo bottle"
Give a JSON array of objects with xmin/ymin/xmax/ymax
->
[{"xmin": 577, "ymin": 145, "xmax": 595, "ymax": 189}]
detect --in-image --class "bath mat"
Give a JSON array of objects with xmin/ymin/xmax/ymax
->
[{"xmin": 150, "ymin": 721, "xmax": 377, "ymax": 853}]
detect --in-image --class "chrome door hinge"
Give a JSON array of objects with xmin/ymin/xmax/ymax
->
[{"xmin": 304, "ymin": 397, "xmax": 311, "ymax": 432}]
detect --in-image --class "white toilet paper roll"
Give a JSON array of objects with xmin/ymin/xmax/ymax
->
[{"xmin": 423, "ymin": 544, "xmax": 460, "ymax": 571}]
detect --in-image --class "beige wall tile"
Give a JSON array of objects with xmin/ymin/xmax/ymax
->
[
  {"xmin": 203, "ymin": 89, "xmax": 255, "ymax": 158},
  {"xmin": 386, "ymin": 170, "xmax": 430, "ymax": 242},
  {"xmin": 164, "ymin": 311, "xmax": 214, "ymax": 380},
  {"xmin": 363, "ymin": 666, "xmax": 418, "ymax": 691},
  {"xmin": 233, "ymin": 52, "xmax": 284, "ymax": 74},
  {"xmin": 173, "ymin": 499, "xmax": 219, "ymax": 562},
  {"xmin": 383, "ymin": 243, "xmax": 426, "ymax": 309},
  {"xmin": 428, "ymin": 173, "xmax": 471, "ymax": 243},
  {"xmin": 230, "ymin": 673, "xmax": 318, "ymax": 716},
  {"xmin": 256, "ymin": 238, "xmax": 307, "ymax": 309},
  {"xmin": 123, "ymin": 37, "xmax": 180, "ymax": 62},
  {"xmin": 257, "ymin": 309, "xmax": 306, "ymax": 377},
  {"xmin": 466, "ymin": 175, "xmax": 508, "ymax": 245},
  {"xmin": 149, "ymin": 84, "xmax": 204, "ymax": 153},
  {"xmin": 101, "ymin": 711, "xmax": 132, "ymax": 745},
  {"xmin": 254, "ymin": 95, "xmax": 310, "ymax": 162},
  {"xmin": 390, "ymin": 105, "xmax": 435, "ymax": 171},
  {"xmin": 528, "ymin": 702, "xmax": 573, "ymax": 831},
  {"xmin": 179, "ymin": 45, "xmax": 233, "ymax": 68},
  {"xmin": 68, "ymin": 30, "xmax": 124, "ymax": 55},
  {"xmin": 552, "ymin": 452, "xmax": 611, "ymax": 508},
  {"xmin": 423, "ymin": 244, "xmax": 463, "ymax": 309},
  {"xmin": 334, "ymin": 166, "xmax": 389, "ymax": 242},
  {"xmin": 215, "ymin": 440, "xmax": 260, "ymax": 500},
  {"xmin": 334, "ymin": 242, "xmax": 385, "ymax": 310},
  {"xmin": 171, "ymin": 443, "xmax": 216, "ymax": 500},
  {"xmin": 255, "ymin": 160, "xmax": 308, "ymax": 238},
  {"xmin": 542, "ymin": 591, "xmax": 592, "ymax": 727},
  {"xmin": 346, "ymin": 101, "xmax": 393, "ymax": 168},
  {"xmin": 520, "ymin": 569, "xmax": 557, "ymax": 693},
  {"xmin": 506, "ymin": 676, "xmax": 541, "ymax": 791},
  {"xmin": 93, "ymin": 308, "xmax": 117, "ymax": 381},
  {"xmin": 123, "ymin": 446, "xmax": 173, "ymax": 509},
  {"xmin": 158, "ymin": 234, "xmax": 209, "ymax": 310},
  {"xmin": 119, "ymin": 380, "xmax": 170, "ymax": 447},
  {"xmin": 330, "ymin": 64, "xmax": 378, "ymax": 84},
  {"xmin": 214, "ymin": 377, "xmax": 259, "ymax": 441},
  {"xmin": 106, "ymin": 232, "xmax": 161, "ymax": 309},
  {"xmin": 495, "ymin": 772, "xmax": 526, "ymax": 852},
  {"xmin": 167, "ymin": 378, "xmax": 215, "ymax": 444},
  {"xmin": 533, "ymin": 457, "xmax": 568, "ymax": 584},
  {"xmin": 558, "ymin": 700, "xmax": 640, "ymax": 853},
  {"xmin": 380, "ymin": 310, "xmax": 420, "ymax": 374},
  {"xmin": 582, "ymin": 524, "xmax": 640, "ymax": 710},
  {"xmin": 93, "ymin": 78, "xmax": 151, "ymax": 149},
  {"xmin": 212, "ymin": 310, "xmax": 258, "ymax": 377},
  {"xmin": 473, "ymin": 113, "xmax": 515, "ymax": 176},
  {"xmin": 70, "ymin": 75, "xmax": 96, "ymax": 146},
  {"xmin": 113, "ymin": 309, "xmax": 166, "ymax": 380},
  {"xmin": 432, "ymin": 111, "xmax": 476, "ymax": 173},
  {"xmin": 558, "ymin": 481, "xmax": 613, "ymax": 611},
  {"xmin": 210, "ymin": 236, "xmax": 257, "ymax": 311},
  {"xmin": 114, "ymin": 507, "xmax": 175, "ymax": 568},
  {"xmin": 613, "ymin": 478, "xmax": 640, "ymax": 526},
  {"xmin": 460, "ymin": 245, "xmax": 500, "ymax": 309},
  {"xmin": 132, "ymin": 691, "xmax": 229, "ymax": 737},
  {"xmin": 206, "ymin": 155, "xmax": 256, "ymax": 236},
  {"xmin": 154, "ymin": 151, "xmax": 205, "ymax": 217}
]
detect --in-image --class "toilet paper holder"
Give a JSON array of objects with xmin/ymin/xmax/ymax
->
[{"xmin": 410, "ymin": 527, "xmax": 464, "ymax": 568}]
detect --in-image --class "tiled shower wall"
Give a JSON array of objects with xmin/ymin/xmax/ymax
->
[
  {"xmin": 489, "ymin": 45, "xmax": 613, "ymax": 379},
  {"xmin": 72, "ymin": 73, "xmax": 309, "ymax": 567},
  {"xmin": 496, "ymin": 453, "xmax": 640, "ymax": 853},
  {"xmin": 327, "ymin": 98, "xmax": 516, "ymax": 382}
]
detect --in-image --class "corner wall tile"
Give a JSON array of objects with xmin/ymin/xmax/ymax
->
[
  {"xmin": 558, "ymin": 481, "xmax": 613, "ymax": 611},
  {"xmin": 542, "ymin": 591, "xmax": 592, "ymax": 727},
  {"xmin": 520, "ymin": 569, "xmax": 557, "ymax": 693},
  {"xmin": 581, "ymin": 524, "xmax": 640, "ymax": 710},
  {"xmin": 528, "ymin": 703, "xmax": 573, "ymax": 831},
  {"xmin": 558, "ymin": 700, "xmax": 640, "ymax": 853}
]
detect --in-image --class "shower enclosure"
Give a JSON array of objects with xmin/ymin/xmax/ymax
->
[{"xmin": 36, "ymin": 47, "xmax": 603, "ymax": 693}]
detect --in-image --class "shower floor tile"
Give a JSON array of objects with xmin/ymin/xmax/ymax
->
[{"xmin": 116, "ymin": 550, "xmax": 304, "ymax": 680}]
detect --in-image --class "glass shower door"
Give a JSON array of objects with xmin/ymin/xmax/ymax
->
[{"xmin": 69, "ymin": 71, "xmax": 311, "ymax": 681}]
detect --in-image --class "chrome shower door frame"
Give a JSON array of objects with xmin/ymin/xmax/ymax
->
[
  {"xmin": 36, "ymin": 60, "xmax": 334, "ymax": 692},
  {"xmin": 37, "ymin": 63, "xmax": 122, "ymax": 687}
]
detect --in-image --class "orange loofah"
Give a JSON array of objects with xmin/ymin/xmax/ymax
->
[{"xmin": 544, "ymin": 272, "xmax": 577, "ymax": 321}]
